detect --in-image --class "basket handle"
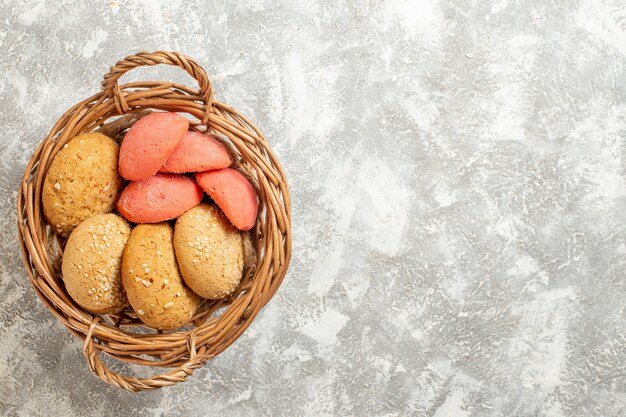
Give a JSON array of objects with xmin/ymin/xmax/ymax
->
[
  {"xmin": 82, "ymin": 317, "xmax": 210, "ymax": 392},
  {"xmin": 101, "ymin": 50, "xmax": 214, "ymax": 123}
]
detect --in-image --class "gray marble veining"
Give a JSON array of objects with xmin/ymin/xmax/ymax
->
[{"xmin": 0, "ymin": 0, "xmax": 625, "ymax": 416}]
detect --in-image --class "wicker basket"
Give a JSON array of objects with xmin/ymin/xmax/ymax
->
[{"xmin": 16, "ymin": 51, "xmax": 291, "ymax": 392}]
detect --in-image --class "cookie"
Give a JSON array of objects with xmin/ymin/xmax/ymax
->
[
  {"xmin": 61, "ymin": 214, "xmax": 131, "ymax": 314},
  {"xmin": 122, "ymin": 223, "xmax": 200, "ymax": 330},
  {"xmin": 116, "ymin": 174, "xmax": 203, "ymax": 223},
  {"xmin": 118, "ymin": 112, "xmax": 188, "ymax": 181},
  {"xmin": 174, "ymin": 204, "xmax": 244, "ymax": 299},
  {"xmin": 195, "ymin": 168, "xmax": 258, "ymax": 231},
  {"xmin": 42, "ymin": 132, "xmax": 122, "ymax": 236},
  {"xmin": 160, "ymin": 131, "xmax": 231, "ymax": 174}
]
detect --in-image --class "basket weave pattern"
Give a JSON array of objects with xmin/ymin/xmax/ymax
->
[{"xmin": 16, "ymin": 51, "xmax": 291, "ymax": 392}]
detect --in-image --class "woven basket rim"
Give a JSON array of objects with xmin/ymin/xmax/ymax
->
[{"xmin": 16, "ymin": 50, "xmax": 292, "ymax": 392}]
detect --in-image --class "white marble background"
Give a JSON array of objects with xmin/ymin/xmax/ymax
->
[{"xmin": 0, "ymin": 0, "xmax": 625, "ymax": 416}]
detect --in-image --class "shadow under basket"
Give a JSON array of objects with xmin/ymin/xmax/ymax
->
[{"xmin": 16, "ymin": 51, "xmax": 292, "ymax": 392}]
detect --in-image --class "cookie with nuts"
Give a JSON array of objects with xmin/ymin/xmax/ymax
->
[
  {"xmin": 174, "ymin": 204, "xmax": 244, "ymax": 299},
  {"xmin": 42, "ymin": 132, "xmax": 122, "ymax": 236},
  {"xmin": 61, "ymin": 213, "xmax": 131, "ymax": 314},
  {"xmin": 121, "ymin": 223, "xmax": 200, "ymax": 330}
]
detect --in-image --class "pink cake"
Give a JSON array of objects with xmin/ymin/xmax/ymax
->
[
  {"xmin": 118, "ymin": 112, "xmax": 188, "ymax": 181},
  {"xmin": 160, "ymin": 131, "xmax": 231, "ymax": 174},
  {"xmin": 116, "ymin": 174, "xmax": 203, "ymax": 223},
  {"xmin": 196, "ymin": 168, "xmax": 258, "ymax": 231}
]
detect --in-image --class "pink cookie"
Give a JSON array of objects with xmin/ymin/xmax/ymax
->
[
  {"xmin": 118, "ymin": 112, "xmax": 189, "ymax": 181},
  {"xmin": 160, "ymin": 131, "xmax": 231, "ymax": 174},
  {"xmin": 116, "ymin": 174, "xmax": 203, "ymax": 223},
  {"xmin": 196, "ymin": 168, "xmax": 258, "ymax": 231}
]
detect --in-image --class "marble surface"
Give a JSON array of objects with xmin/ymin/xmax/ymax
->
[{"xmin": 1, "ymin": 0, "xmax": 625, "ymax": 416}]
